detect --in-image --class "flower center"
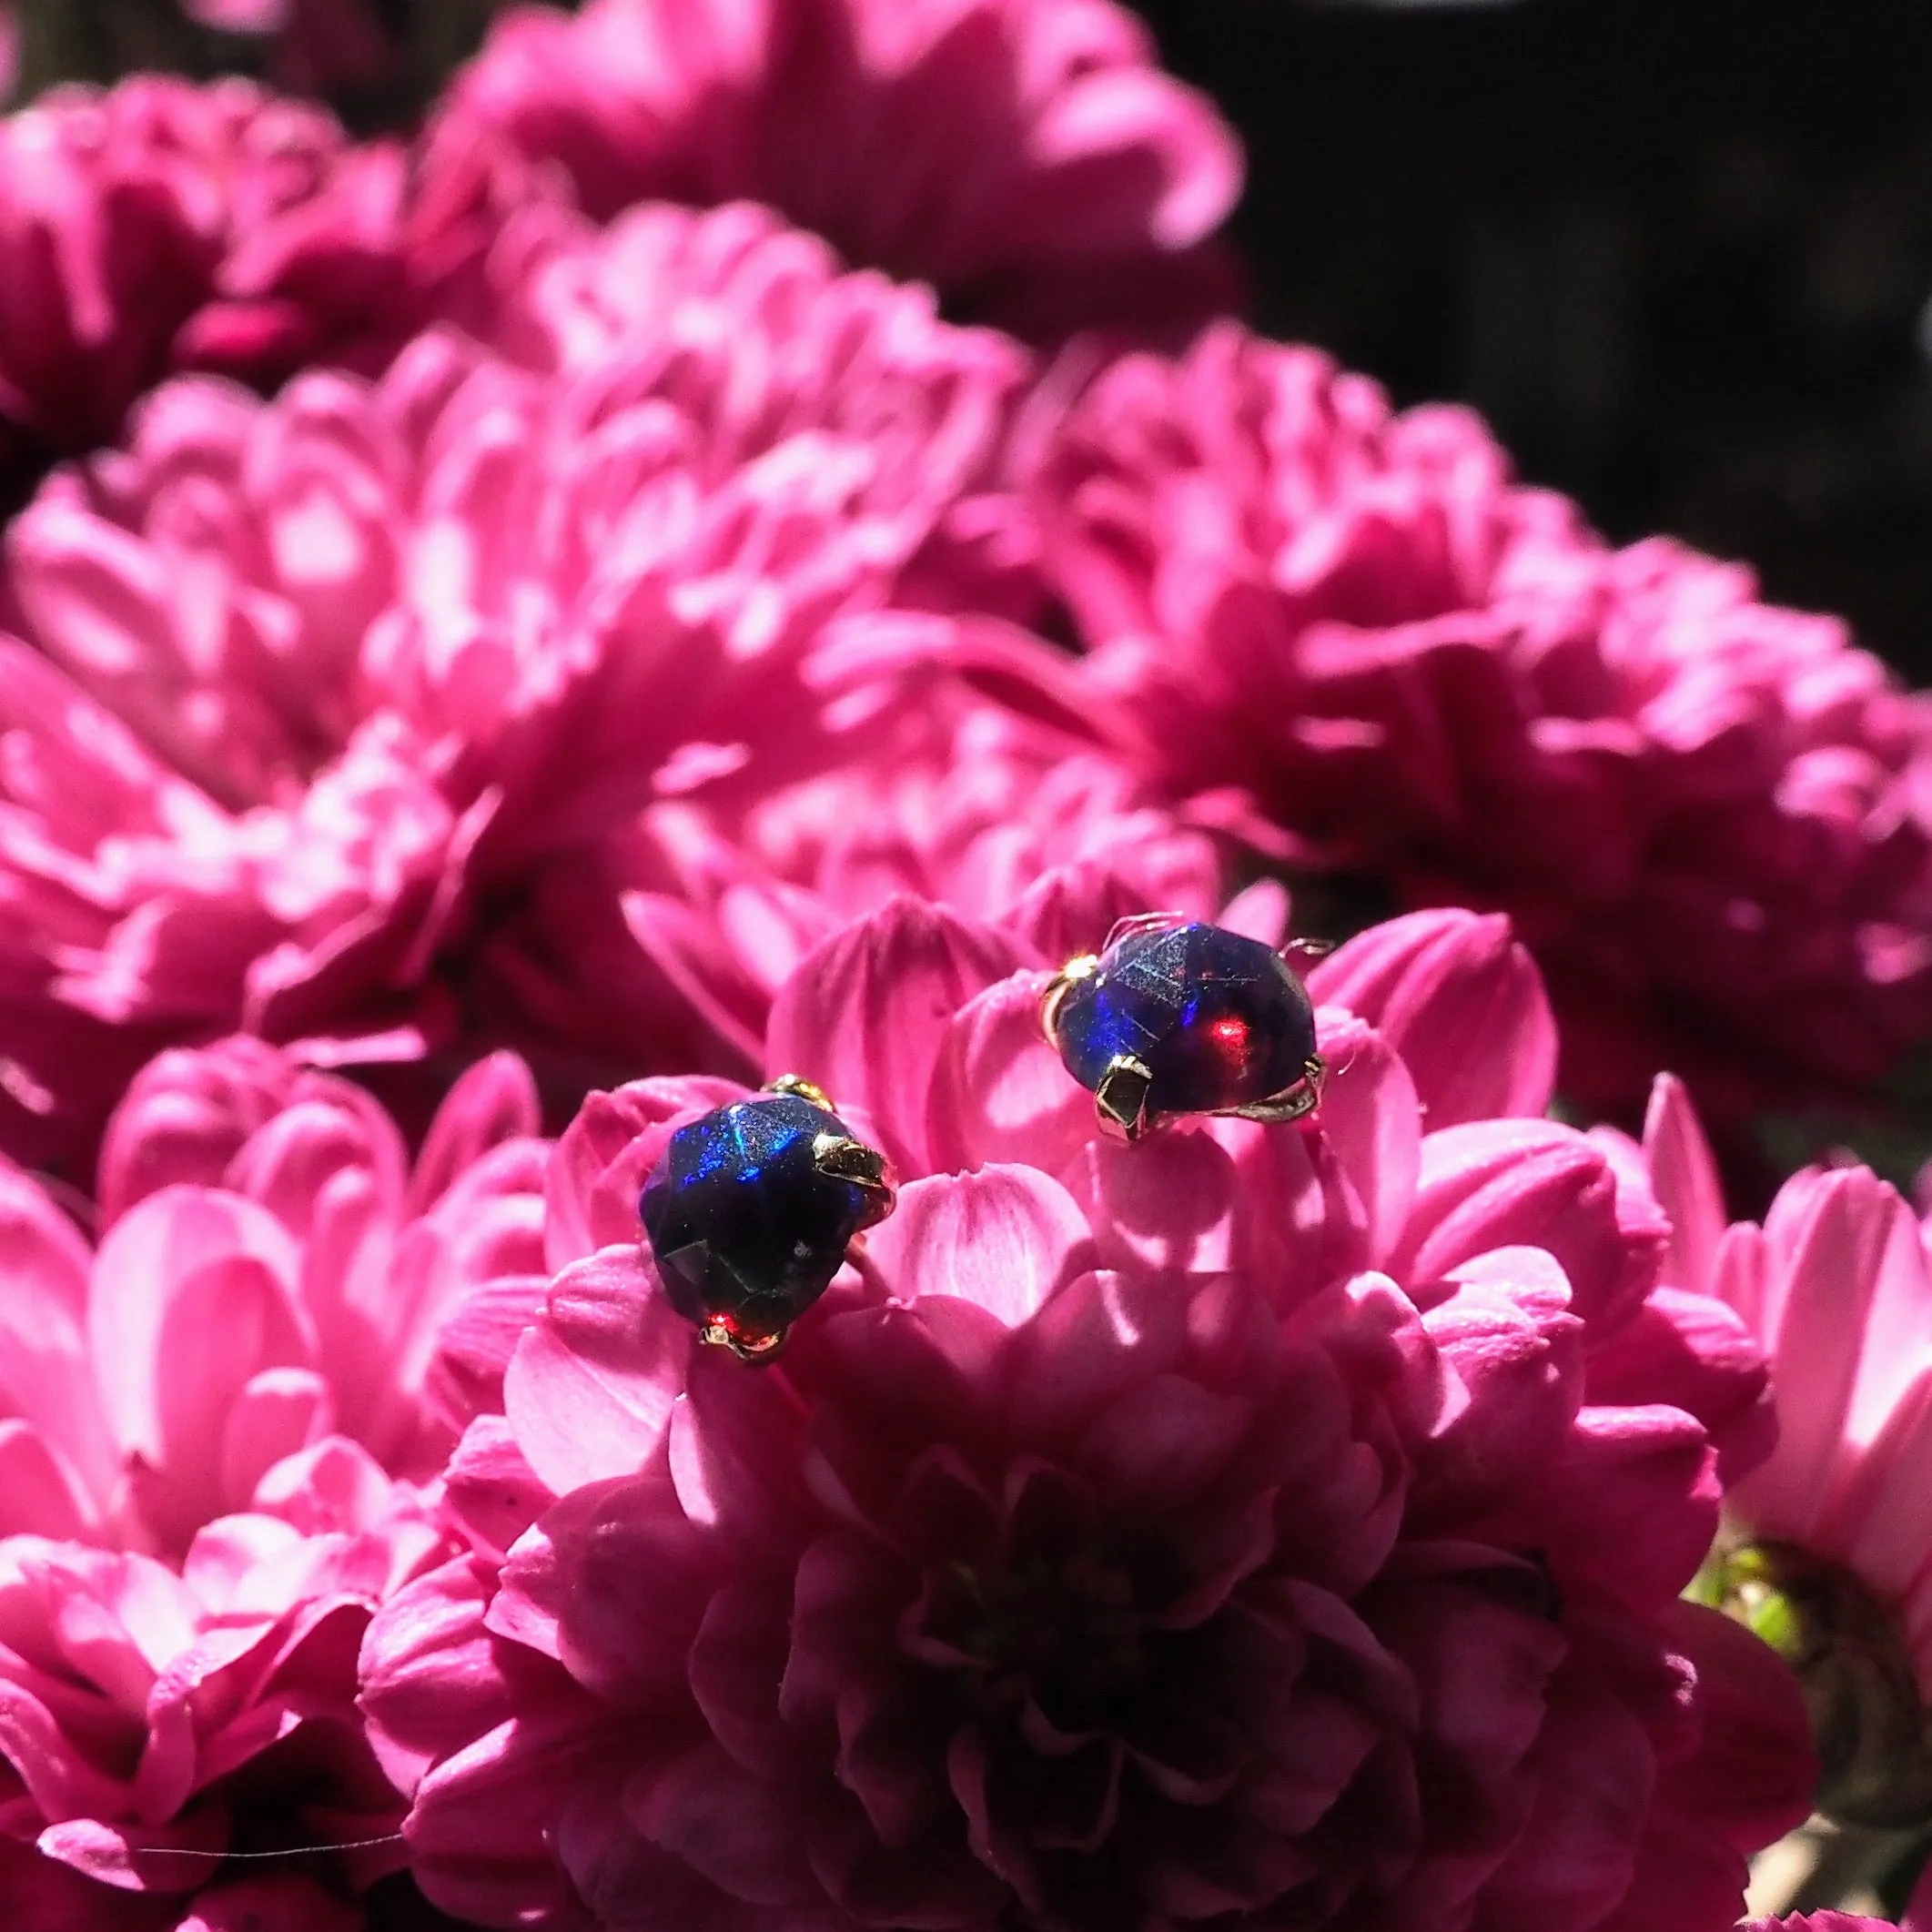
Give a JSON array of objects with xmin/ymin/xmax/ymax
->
[{"xmin": 940, "ymin": 1545, "xmax": 1153, "ymax": 1722}]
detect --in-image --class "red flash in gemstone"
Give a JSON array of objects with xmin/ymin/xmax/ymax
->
[{"xmin": 1209, "ymin": 1016, "xmax": 1249, "ymax": 1057}]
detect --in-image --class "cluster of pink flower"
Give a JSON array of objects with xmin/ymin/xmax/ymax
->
[{"xmin": 0, "ymin": 0, "xmax": 1926, "ymax": 1927}]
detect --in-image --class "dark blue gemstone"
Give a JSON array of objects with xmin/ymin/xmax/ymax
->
[
  {"xmin": 639, "ymin": 1095, "xmax": 871, "ymax": 1346},
  {"xmin": 1054, "ymin": 921, "xmax": 1317, "ymax": 1116}
]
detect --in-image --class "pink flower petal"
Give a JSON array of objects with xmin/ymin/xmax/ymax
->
[
  {"xmin": 425, "ymin": 1271, "xmax": 550, "ymax": 1428},
  {"xmin": 503, "ymin": 1248, "xmax": 691, "ymax": 1496},
  {"xmin": 1529, "ymin": 1406, "xmax": 1719, "ymax": 1611},
  {"xmin": 1063, "ymin": 1128, "xmax": 1246, "ymax": 1276},
  {"xmin": 631, "ymin": 1739, "xmax": 821, "ymax": 1905},
  {"xmin": 764, "ymin": 897, "xmax": 1026, "ymax": 1176},
  {"xmin": 177, "ymin": 1876, "xmax": 364, "ymax": 1932},
  {"xmin": 498, "ymin": 1469, "xmax": 717, "ymax": 1706},
  {"xmin": 1309, "ymin": 909, "xmax": 1558, "ymax": 1128},
  {"xmin": 0, "ymin": 1168, "xmax": 115, "ymax": 1512},
  {"xmin": 407, "ymin": 1050, "xmax": 542, "ymax": 1217},
  {"xmin": 0, "ymin": 1423, "xmax": 93, "ymax": 1540},
  {"xmin": 217, "ymin": 1366, "xmax": 335, "ymax": 1512},
  {"xmin": 441, "ymin": 1414, "xmax": 555, "ymax": 1566},
  {"xmin": 1303, "ymin": 1007, "xmax": 1420, "ymax": 1269},
  {"xmin": 1393, "ymin": 1121, "xmax": 1662, "ymax": 1332},
  {"xmin": 1415, "ymin": 1253, "xmax": 1585, "ymax": 1513},
  {"xmin": 544, "ymin": 1077, "xmax": 749, "ymax": 1272},
  {"xmin": 860, "ymin": 1167, "xmax": 1093, "ymax": 1327},
  {"xmin": 1583, "ymin": 1288, "xmax": 1774, "ymax": 1488},
  {"xmin": 925, "ymin": 970, "xmax": 1095, "ymax": 1177},
  {"xmin": 1636, "ymin": 1073, "xmax": 1725, "ymax": 1296},
  {"xmin": 88, "ymin": 1188, "xmax": 306, "ymax": 1463},
  {"xmin": 1739, "ymin": 1168, "xmax": 1932, "ymax": 1543}
]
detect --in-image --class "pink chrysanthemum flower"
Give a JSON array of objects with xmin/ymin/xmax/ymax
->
[
  {"xmin": 0, "ymin": 252, "xmax": 1056, "ymax": 1168},
  {"xmin": 1023, "ymin": 320, "xmax": 1932, "ymax": 1122},
  {"xmin": 1743, "ymin": 1852, "xmax": 1932, "ymax": 1930},
  {"xmin": 0, "ymin": 1514, "xmax": 444, "ymax": 1927},
  {"xmin": 547, "ymin": 641, "xmax": 1267, "ymax": 1074},
  {"xmin": 478, "ymin": 197, "xmax": 1044, "ymax": 621},
  {"xmin": 364, "ymin": 898, "xmax": 1812, "ymax": 1932},
  {"xmin": 0, "ymin": 1036, "xmax": 544, "ymax": 1558},
  {"xmin": 1749, "ymin": 1918, "xmax": 1921, "ymax": 1932},
  {"xmin": 0, "ymin": 76, "xmax": 449, "ymax": 486},
  {"xmin": 0, "ymin": 1037, "xmax": 539, "ymax": 1925},
  {"xmin": 1601, "ymin": 1076, "xmax": 1932, "ymax": 1825},
  {"xmin": 424, "ymin": 0, "xmax": 1244, "ymax": 341}
]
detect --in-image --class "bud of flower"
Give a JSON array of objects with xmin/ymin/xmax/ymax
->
[{"xmin": 1706, "ymin": 1539, "xmax": 1932, "ymax": 1827}]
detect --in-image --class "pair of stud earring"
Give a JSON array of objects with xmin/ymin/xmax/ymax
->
[{"xmin": 639, "ymin": 916, "xmax": 1328, "ymax": 1361}]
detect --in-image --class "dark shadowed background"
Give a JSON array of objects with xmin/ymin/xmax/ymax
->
[{"xmin": 1133, "ymin": 0, "xmax": 1932, "ymax": 679}]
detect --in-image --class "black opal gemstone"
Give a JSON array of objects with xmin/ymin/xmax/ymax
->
[
  {"xmin": 1055, "ymin": 921, "xmax": 1317, "ymax": 1115},
  {"xmin": 640, "ymin": 1095, "xmax": 870, "ymax": 1346}
]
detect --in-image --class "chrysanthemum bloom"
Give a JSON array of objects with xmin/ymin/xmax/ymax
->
[
  {"xmin": 0, "ymin": 1035, "xmax": 545, "ymax": 1558},
  {"xmin": 364, "ymin": 897, "xmax": 1812, "ymax": 1932},
  {"xmin": 0, "ymin": 258, "xmax": 1051, "ymax": 1168},
  {"xmin": 0, "ymin": 76, "xmax": 443, "ymax": 491},
  {"xmin": 1747, "ymin": 1918, "xmax": 1917, "ymax": 1932},
  {"xmin": 1603, "ymin": 1075, "xmax": 1932, "ymax": 1826},
  {"xmin": 424, "ymin": 0, "xmax": 1244, "ymax": 341},
  {"xmin": 1023, "ymin": 321, "xmax": 1932, "ymax": 1122},
  {"xmin": 563, "ymin": 640, "xmax": 1265, "ymax": 1072},
  {"xmin": 1741, "ymin": 1842, "xmax": 1932, "ymax": 1932},
  {"xmin": 0, "ymin": 1036, "xmax": 540, "ymax": 1925},
  {"xmin": 0, "ymin": 1514, "xmax": 446, "ymax": 1927},
  {"xmin": 479, "ymin": 197, "xmax": 1044, "ymax": 621}
]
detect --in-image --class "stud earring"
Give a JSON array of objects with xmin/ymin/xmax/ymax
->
[
  {"xmin": 639, "ymin": 1075, "xmax": 896, "ymax": 1362},
  {"xmin": 1040, "ymin": 914, "xmax": 1327, "ymax": 1143}
]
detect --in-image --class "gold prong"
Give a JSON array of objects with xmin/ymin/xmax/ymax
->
[
  {"xmin": 811, "ymin": 1131, "xmax": 897, "ymax": 1229},
  {"xmin": 1215, "ymin": 1055, "xmax": 1327, "ymax": 1126},
  {"xmin": 764, "ymin": 1073, "xmax": 833, "ymax": 1110},
  {"xmin": 699, "ymin": 1320, "xmax": 788, "ymax": 1364},
  {"xmin": 1093, "ymin": 1055, "xmax": 1155, "ymax": 1142},
  {"xmin": 1099, "ymin": 910, "xmax": 1187, "ymax": 952},
  {"xmin": 1039, "ymin": 954, "xmax": 1099, "ymax": 1047},
  {"xmin": 1280, "ymin": 936, "xmax": 1333, "ymax": 965}
]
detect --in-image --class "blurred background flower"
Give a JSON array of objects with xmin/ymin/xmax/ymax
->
[{"xmin": 419, "ymin": 0, "xmax": 1243, "ymax": 343}]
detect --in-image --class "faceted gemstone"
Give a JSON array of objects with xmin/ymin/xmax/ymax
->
[
  {"xmin": 1054, "ymin": 921, "xmax": 1317, "ymax": 1116},
  {"xmin": 640, "ymin": 1095, "xmax": 872, "ymax": 1347}
]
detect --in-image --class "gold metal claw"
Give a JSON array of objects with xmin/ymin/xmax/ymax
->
[
  {"xmin": 1089, "ymin": 1052, "xmax": 1329, "ymax": 1141},
  {"xmin": 1212, "ymin": 1055, "xmax": 1329, "ymax": 1127},
  {"xmin": 1098, "ymin": 909, "xmax": 1189, "ymax": 952},
  {"xmin": 1093, "ymin": 1055, "xmax": 1156, "ymax": 1142},
  {"xmin": 1038, "ymin": 953, "xmax": 1098, "ymax": 1047},
  {"xmin": 764, "ymin": 1073, "xmax": 835, "ymax": 1109},
  {"xmin": 811, "ymin": 1131, "xmax": 898, "ymax": 1229}
]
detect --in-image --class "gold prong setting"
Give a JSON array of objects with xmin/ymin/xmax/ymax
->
[
  {"xmin": 765, "ymin": 1073, "xmax": 834, "ymax": 1109},
  {"xmin": 1037, "ymin": 953, "xmax": 1098, "ymax": 1048},
  {"xmin": 811, "ymin": 1129, "xmax": 897, "ymax": 1229}
]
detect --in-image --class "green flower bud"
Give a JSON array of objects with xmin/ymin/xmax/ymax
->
[{"xmin": 1704, "ymin": 1539, "xmax": 1932, "ymax": 1828}]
